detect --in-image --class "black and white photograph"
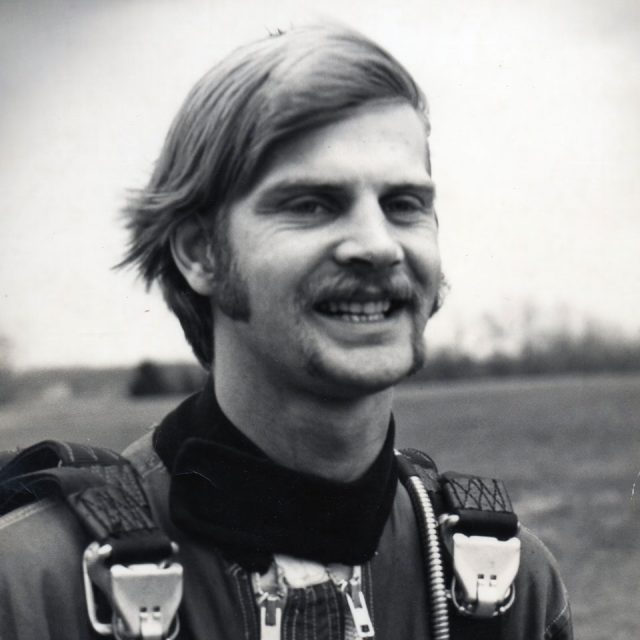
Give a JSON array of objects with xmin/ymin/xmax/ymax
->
[{"xmin": 0, "ymin": 1, "xmax": 638, "ymax": 639}]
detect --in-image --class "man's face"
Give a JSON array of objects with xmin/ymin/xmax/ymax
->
[{"xmin": 213, "ymin": 102, "xmax": 442, "ymax": 398}]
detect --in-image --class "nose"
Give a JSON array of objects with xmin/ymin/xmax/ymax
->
[{"xmin": 333, "ymin": 200, "xmax": 404, "ymax": 269}]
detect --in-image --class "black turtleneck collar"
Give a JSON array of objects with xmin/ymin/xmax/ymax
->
[{"xmin": 153, "ymin": 379, "xmax": 398, "ymax": 573}]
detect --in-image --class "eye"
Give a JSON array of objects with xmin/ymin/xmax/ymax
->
[
  {"xmin": 284, "ymin": 196, "xmax": 336, "ymax": 216},
  {"xmin": 382, "ymin": 193, "xmax": 434, "ymax": 222}
]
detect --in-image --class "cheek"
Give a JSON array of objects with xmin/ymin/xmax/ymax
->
[
  {"xmin": 405, "ymin": 237, "xmax": 441, "ymax": 286},
  {"xmin": 243, "ymin": 256, "xmax": 297, "ymax": 307}
]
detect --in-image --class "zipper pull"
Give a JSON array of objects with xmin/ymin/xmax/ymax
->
[
  {"xmin": 345, "ymin": 584, "xmax": 375, "ymax": 638},
  {"xmin": 252, "ymin": 567, "xmax": 286, "ymax": 640},
  {"xmin": 258, "ymin": 593, "xmax": 285, "ymax": 640},
  {"xmin": 333, "ymin": 566, "xmax": 375, "ymax": 639}
]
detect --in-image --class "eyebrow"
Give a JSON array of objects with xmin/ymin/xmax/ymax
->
[
  {"xmin": 256, "ymin": 178, "xmax": 436, "ymax": 202},
  {"xmin": 383, "ymin": 182, "xmax": 436, "ymax": 199}
]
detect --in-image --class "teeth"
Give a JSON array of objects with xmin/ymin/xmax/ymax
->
[
  {"xmin": 320, "ymin": 299, "xmax": 393, "ymax": 321},
  {"xmin": 325, "ymin": 300, "xmax": 391, "ymax": 315},
  {"xmin": 343, "ymin": 313, "xmax": 385, "ymax": 323}
]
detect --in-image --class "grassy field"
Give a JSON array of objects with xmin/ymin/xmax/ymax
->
[{"xmin": 1, "ymin": 373, "xmax": 638, "ymax": 639}]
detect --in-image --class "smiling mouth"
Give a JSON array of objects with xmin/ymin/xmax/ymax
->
[{"xmin": 314, "ymin": 299, "xmax": 408, "ymax": 323}]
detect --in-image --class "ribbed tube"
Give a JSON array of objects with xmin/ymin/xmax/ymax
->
[{"xmin": 407, "ymin": 475, "xmax": 450, "ymax": 640}]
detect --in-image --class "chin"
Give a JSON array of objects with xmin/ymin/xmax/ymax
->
[{"xmin": 305, "ymin": 352, "xmax": 423, "ymax": 397}]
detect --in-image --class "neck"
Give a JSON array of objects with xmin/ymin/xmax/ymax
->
[{"xmin": 213, "ymin": 363, "xmax": 393, "ymax": 482}]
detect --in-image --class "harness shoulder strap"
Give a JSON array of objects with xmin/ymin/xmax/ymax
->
[
  {"xmin": 0, "ymin": 440, "xmax": 182, "ymax": 640},
  {"xmin": 396, "ymin": 449, "xmax": 521, "ymax": 640}
]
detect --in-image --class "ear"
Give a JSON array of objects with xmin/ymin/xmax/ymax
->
[{"xmin": 170, "ymin": 220, "xmax": 216, "ymax": 296}]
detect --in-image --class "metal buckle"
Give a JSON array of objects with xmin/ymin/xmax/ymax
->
[
  {"xmin": 83, "ymin": 541, "xmax": 183, "ymax": 639},
  {"xmin": 440, "ymin": 515, "xmax": 520, "ymax": 618}
]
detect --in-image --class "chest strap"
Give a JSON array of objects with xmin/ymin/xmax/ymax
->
[{"xmin": 0, "ymin": 440, "xmax": 182, "ymax": 640}]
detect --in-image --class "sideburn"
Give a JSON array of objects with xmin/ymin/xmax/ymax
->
[{"xmin": 210, "ymin": 238, "xmax": 252, "ymax": 321}]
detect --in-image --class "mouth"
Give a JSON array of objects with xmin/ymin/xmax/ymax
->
[{"xmin": 314, "ymin": 298, "xmax": 409, "ymax": 323}]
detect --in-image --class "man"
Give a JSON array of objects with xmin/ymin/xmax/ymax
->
[{"xmin": 0, "ymin": 25, "xmax": 572, "ymax": 639}]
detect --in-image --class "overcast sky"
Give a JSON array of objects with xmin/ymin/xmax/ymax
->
[{"xmin": 1, "ymin": 0, "xmax": 639, "ymax": 369}]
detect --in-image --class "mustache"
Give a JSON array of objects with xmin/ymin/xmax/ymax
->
[{"xmin": 301, "ymin": 270, "xmax": 420, "ymax": 306}]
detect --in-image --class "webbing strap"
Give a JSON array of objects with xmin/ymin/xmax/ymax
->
[
  {"xmin": 1, "ymin": 440, "xmax": 183, "ymax": 638},
  {"xmin": 0, "ymin": 440, "xmax": 172, "ymax": 563},
  {"xmin": 440, "ymin": 472, "xmax": 518, "ymax": 540},
  {"xmin": 398, "ymin": 452, "xmax": 520, "ymax": 637},
  {"xmin": 449, "ymin": 613, "xmax": 503, "ymax": 639},
  {"xmin": 0, "ymin": 440, "xmax": 122, "ymax": 476}
]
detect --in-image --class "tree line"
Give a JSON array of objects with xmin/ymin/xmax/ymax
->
[{"xmin": 1, "ymin": 314, "xmax": 639, "ymax": 401}]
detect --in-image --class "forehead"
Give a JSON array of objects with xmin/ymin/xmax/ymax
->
[{"xmin": 252, "ymin": 102, "xmax": 432, "ymax": 193}]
